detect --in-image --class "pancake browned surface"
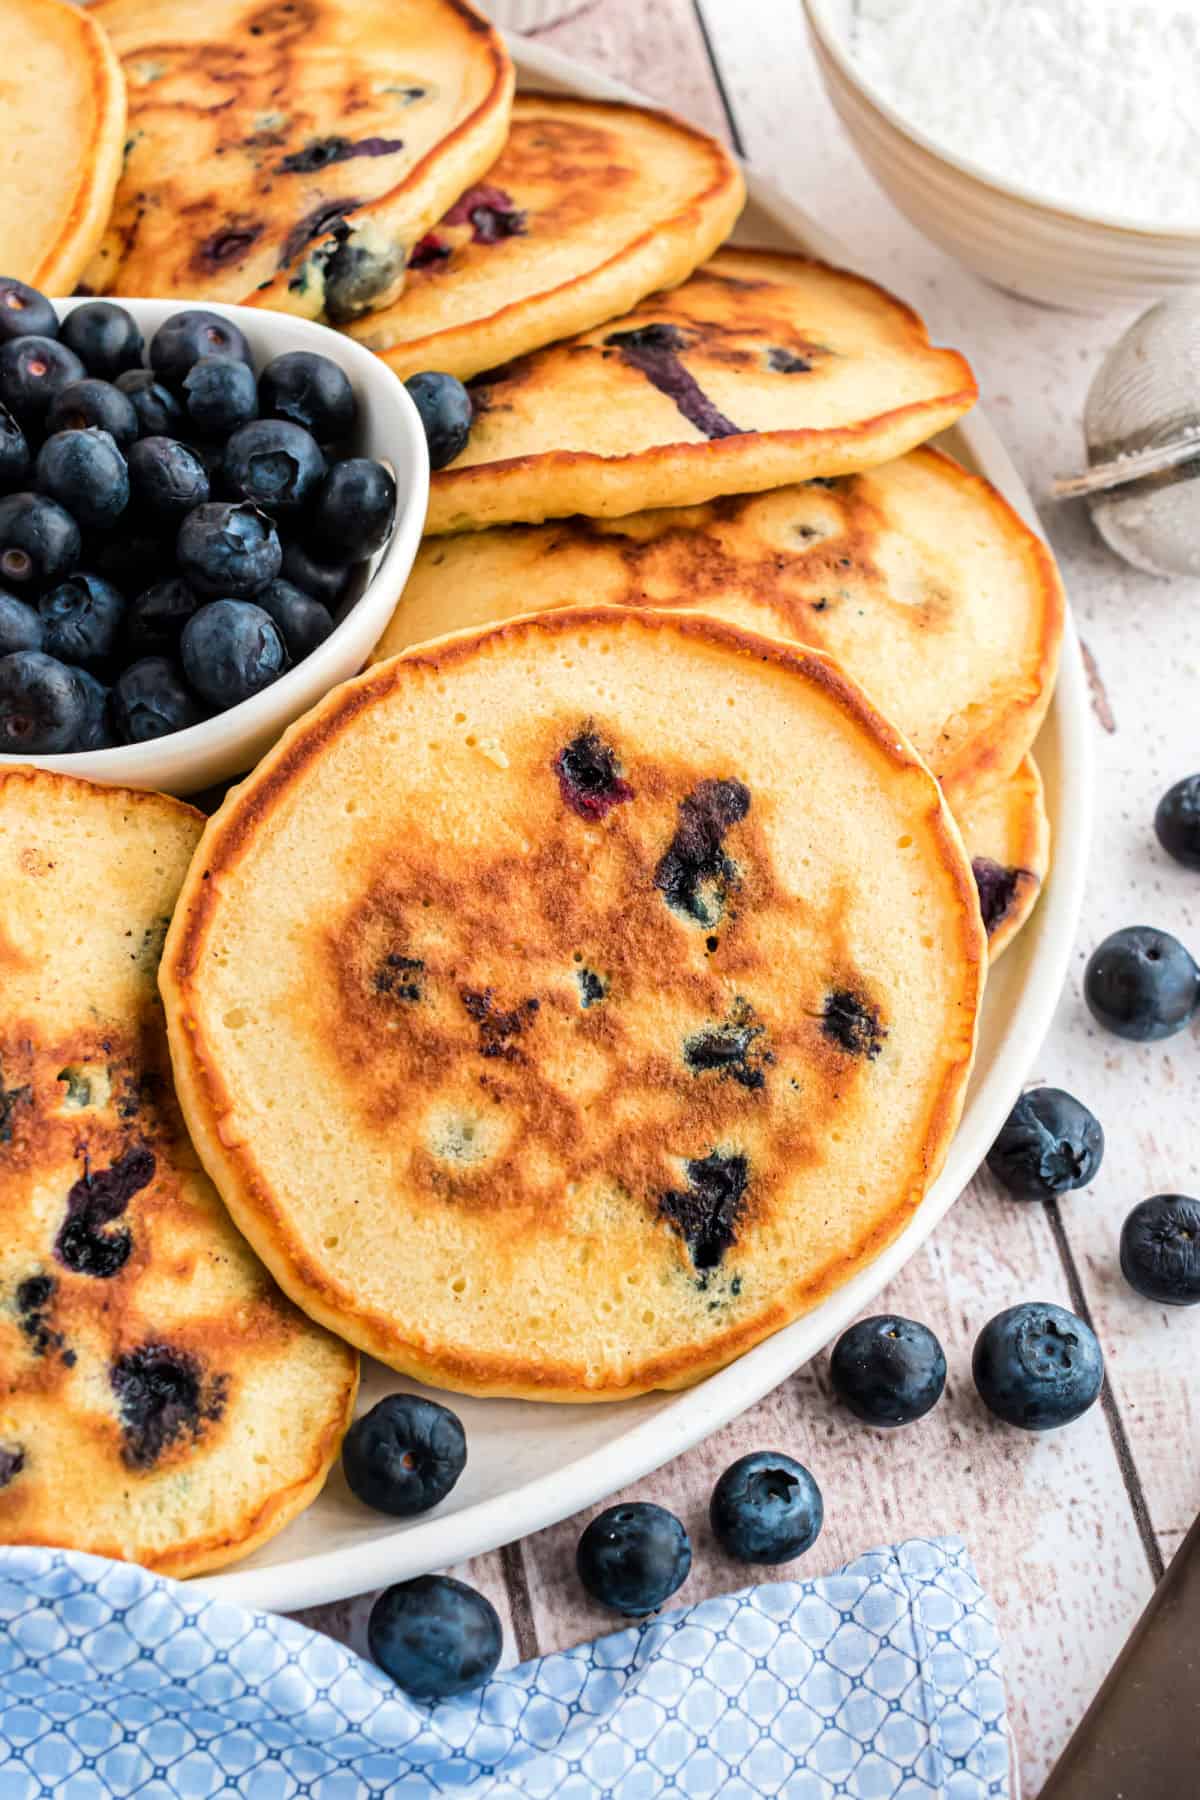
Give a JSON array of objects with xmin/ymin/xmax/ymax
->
[
  {"xmin": 87, "ymin": 0, "xmax": 513, "ymax": 322},
  {"xmin": 1, "ymin": 0, "xmax": 126, "ymax": 292},
  {"xmin": 374, "ymin": 447, "xmax": 1062, "ymax": 809},
  {"xmin": 162, "ymin": 609, "xmax": 985, "ymax": 1402},
  {"xmin": 0, "ymin": 769, "xmax": 356, "ymax": 1577},
  {"xmin": 345, "ymin": 93, "xmax": 745, "ymax": 379},
  {"xmin": 960, "ymin": 755, "xmax": 1050, "ymax": 962},
  {"xmin": 424, "ymin": 249, "xmax": 977, "ymax": 532}
]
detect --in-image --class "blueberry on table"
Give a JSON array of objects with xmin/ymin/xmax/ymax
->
[
  {"xmin": 112, "ymin": 656, "xmax": 203, "ymax": 743},
  {"xmin": 973, "ymin": 1301, "xmax": 1104, "ymax": 1430},
  {"xmin": 986, "ymin": 1087, "xmax": 1105, "ymax": 1201},
  {"xmin": 38, "ymin": 574, "xmax": 124, "ymax": 666},
  {"xmin": 0, "ymin": 650, "xmax": 85, "ymax": 752},
  {"xmin": 1120, "ymin": 1195, "xmax": 1200, "ymax": 1305},
  {"xmin": 279, "ymin": 536, "xmax": 355, "ymax": 611},
  {"xmin": 342, "ymin": 1393, "xmax": 467, "ymax": 1517},
  {"xmin": 176, "ymin": 501, "xmax": 281, "ymax": 600},
  {"xmin": 46, "ymin": 377, "xmax": 140, "ymax": 450},
  {"xmin": 149, "ymin": 308, "xmax": 253, "ymax": 388},
  {"xmin": 709, "ymin": 1452, "xmax": 823, "ymax": 1562},
  {"xmin": 404, "ymin": 370, "xmax": 472, "ymax": 470},
  {"xmin": 0, "ymin": 591, "xmax": 43, "ymax": 656},
  {"xmin": 256, "ymin": 577, "xmax": 334, "ymax": 661},
  {"xmin": 181, "ymin": 599, "xmax": 288, "ymax": 707},
  {"xmin": 35, "ymin": 428, "xmax": 129, "ymax": 530},
  {"xmin": 576, "ymin": 1502, "xmax": 692, "ymax": 1615},
  {"xmin": 309, "ymin": 455, "xmax": 395, "ymax": 559},
  {"xmin": 182, "ymin": 355, "xmax": 259, "ymax": 436},
  {"xmin": 59, "ymin": 301, "xmax": 144, "ymax": 380},
  {"xmin": 0, "ymin": 277, "xmax": 58, "ymax": 343},
  {"xmin": 0, "ymin": 336, "xmax": 84, "ymax": 428},
  {"xmin": 1084, "ymin": 925, "xmax": 1199, "ymax": 1041},
  {"xmin": 1155, "ymin": 775, "xmax": 1200, "ymax": 871},
  {"xmin": 222, "ymin": 418, "xmax": 326, "ymax": 514},
  {"xmin": 368, "ymin": 1575, "xmax": 502, "ymax": 1702},
  {"xmin": 830, "ymin": 1314, "xmax": 947, "ymax": 1427},
  {"xmin": 258, "ymin": 350, "xmax": 356, "ymax": 445},
  {"xmin": 0, "ymin": 403, "xmax": 30, "ymax": 490},
  {"xmin": 126, "ymin": 437, "xmax": 210, "ymax": 523},
  {"xmin": 121, "ymin": 577, "xmax": 200, "ymax": 660},
  {"xmin": 115, "ymin": 369, "xmax": 184, "ymax": 439},
  {"xmin": 71, "ymin": 668, "xmax": 114, "ymax": 750},
  {"xmin": 0, "ymin": 492, "xmax": 81, "ymax": 590}
]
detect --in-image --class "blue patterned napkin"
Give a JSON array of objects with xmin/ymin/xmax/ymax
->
[{"xmin": 0, "ymin": 1535, "xmax": 1010, "ymax": 1798}]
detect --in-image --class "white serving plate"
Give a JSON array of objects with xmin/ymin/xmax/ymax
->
[{"xmin": 198, "ymin": 35, "xmax": 1093, "ymax": 1612}]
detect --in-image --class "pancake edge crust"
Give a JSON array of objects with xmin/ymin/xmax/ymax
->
[
  {"xmin": 961, "ymin": 754, "xmax": 1051, "ymax": 964},
  {"xmin": 359, "ymin": 94, "xmax": 748, "ymax": 380},
  {"xmin": 161, "ymin": 608, "xmax": 987, "ymax": 1402},
  {"xmin": 0, "ymin": 765, "xmax": 358, "ymax": 1577}
]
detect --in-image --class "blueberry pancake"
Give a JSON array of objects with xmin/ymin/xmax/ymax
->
[
  {"xmin": 3, "ymin": 0, "xmax": 125, "ymax": 292},
  {"xmin": 424, "ymin": 249, "xmax": 977, "ymax": 533},
  {"xmin": 373, "ymin": 447, "xmax": 1062, "ymax": 810},
  {"xmin": 162, "ymin": 608, "xmax": 985, "ymax": 1402},
  {"xmin": 344, "ymin": 94, "xmax": 745, "ymax": 379},
  {"xmin": 85, "ymin": 0, "xmax": 513, "ymax": 322},
  {"xmin": 0, "ymin": 769, "xmax": 356, "ymax": 1576},
  {"xmin": 960, "ymin": 756, "xmax": 1050, "ymax": 962}
]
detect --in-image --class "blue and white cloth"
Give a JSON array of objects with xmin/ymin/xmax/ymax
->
[{"xmin": 0, "ymin": 1535, "xmax": 1010, "ymax": 1798}]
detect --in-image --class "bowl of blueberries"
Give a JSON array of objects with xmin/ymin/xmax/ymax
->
[{"xmin": 0, "ymin": 279, "xmax": 429, "ymax": 794}]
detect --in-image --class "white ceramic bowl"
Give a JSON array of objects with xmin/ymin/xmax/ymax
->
[
  {"xmin": 803, "ymin": 0, "xmax": 1200, "ymax": 313},
  {"xmin": 1, "ymin": 298, "xmax": 429, "ymax": 795}
]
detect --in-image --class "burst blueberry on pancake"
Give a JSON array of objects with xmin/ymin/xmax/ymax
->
[
  {"xmin": 344, "ymin": 93, "xmax": 745, "ymax": 379},
  {"xmin": 0, "ymin": 769, "xmax": 356, "ymax": 1575},
  {"xmin": 162, "ymin": 608, "xmax": 985, "ymax": 1402},
  {"xmin": 959, "ymin": 755, "xmax": 1050, "ymax": 961},
  {"xmin": 85, "ymin": 0, "xmax": 513, "ymax": 321}
]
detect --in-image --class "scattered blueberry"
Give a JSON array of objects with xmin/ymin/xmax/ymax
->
[
  {"xmin": 258, "ymin": 349, "xmax": 356, "ymax": 445},
  {"xmin": 38, "ymin": 573, "xmax": 124, "ymax": 666},
  {"xmin": 342, "ymin": 1394, "xmax": 467, "ymax": 1517},
  {"xmin": 126, "ymin": 437, "xmax": 210, "ymax": 523},
  {"xmin": 72, "ymin": 668, "xmax": 114, "ymax": 749},
  {"xmin": 35, "ymin": 429, "xmax": 129, "ymax": 530},
  {"xmin": 0, "ymin": 591, "xmax": 43, "ymax": 656},
  {"xmin": 576, "ymin": 1503, "xmax": 692, "ymax": 1615},
  {"xmin": 182, "ymin": 355, "xmax": 259, "ymax": 436},
  {"xmin": 404, "ymin": 371, "xmax": 472, "ymax": 470},
  {"xmin": 149, "ymin": 309, "xmax": 253, "ymax": 388},
  {"xmin": 368, "ymin": 1576, "xmax": 502, "ymax": 1701},
  {"xmin": 256, "ymin": 577, "xmax": 334, "ymax": 660},
  {"xmin": 1155, "ymin": 775, "xmax": 1200, "ymax": 871},
  {"xmin": 0, "ymin": 492, "xmax": 81, "ymax": 589},
  {"xmin": 986, "ymin": 1087, "xmax": 1105, "ymax": 1200},
  {"xmin": 222, "ymin": 418, "xmax": 326, "ymax": 513},
  {"xmin": 0, "ymin": 278, "xmax": 58, "ymax": 343},
  {"xmin": 1084, "ymin": 925, "xmax": 1200, "ymax": 1041},
  {"xmin": 45, "ymin": 378, "xmax": 139, "ymax": 449},
  {"xmin": 973, "ymin": 1301, "xmax": 1104, "ymax": 1430},
  {"xmin": 0, "ymin": 336, "xmax": 84, "ymax": 427},
  {"xmin": 709, "ymin": 1452, "xmax": 823, "ymax": 1562},
  {"xmin": 181, "ymin": 599, "xmax": 288, "ymax": 706},
  {"xmin": 1120, "ymin": 1194, "xmax": 1200, "ymax": 1306},
  {"xmin": 0, "ymin": 650, "xmax": 85, "ymax": 752},
  {"xmin": 115, "ymin": 369, "xmax": 184, "ymax": 438},
  {"xmin": 60, "ymin": 301, "xmax": 144, "ymax": 379},
  {"xmin": 279, "ymin": 537, "xmax": 355, "ymax": 610},
  {"xmin": 176, "ymin": 501, "xmax": 281, "ymax": 599},
  {"xmin": 309, "ymin": 456, "xmax": 395, "ymax": 559},
  {"xmin": 0, "ymin": 403, "xmax": 29, "ymax": 488},
  {"xmin": 830, "ymin": 1314, "xmax": 947, "ymax": 1426},
  {"xmin": 112, "ymin": 657, "xmax": 203, "ymax": 743},
  {"xmin": 121, "ymin": 577, "xmax": 200, "ymax": 659}
]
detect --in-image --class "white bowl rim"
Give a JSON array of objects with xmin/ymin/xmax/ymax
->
[{"xmin": 803, "ymin": 0, "xmax": 1200, "ymax": 242}]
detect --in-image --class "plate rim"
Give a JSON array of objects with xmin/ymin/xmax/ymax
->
[{"xmin": 197, "ymin": 31, "xmax": 1094, "ymax": 1612}]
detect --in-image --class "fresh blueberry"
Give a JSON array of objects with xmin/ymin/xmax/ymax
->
[
  {"xmin": 0, "ymin": 403, "xmax": 30, "ymax": 490},
  {"xmin": 342, "ymin": 1394, "xmax": 467, "ymax": 1517},
  {"xmin": 279, "ymin": 537, "xmax": 356, "ymax": 611},
  {"xmin": 0, "ymin": 278, "xmax": 58, "ymax": 342},
  {"xmin": 222, "ymin": 419, "xmax": 326, "ymax": 514},
  {"xmin": 258, "ymin": 349, "xmax": 356, "ymax": 445},
  {"xmin": 1120, "ymin": 1194, "xmax": 1200, "ymax": 1306},
  {"xmin": 323, "ymin": 236, "xmax": 406, "ymax": 324},
  {"xmin": 71, "ymin": 667, "xmax": 115, "ymax": 749},
  {"xmin": 45, "ymin": 378, "xmax": 139, "ymax": 450},
  {"xmin": 38, "ymin": 574, "xmax": 124, "ymax": 666},
  {"xmin": 35, "ymin": 429, "xmax": 129, "ymax": 530},
  {"xmin": 121, "ymin": 578, "xmax": 200, "ymax": 659},
  {"xmin": 1155, "ymin": 775, "xmax": 1200, "ymax": 871},
  {"xmin": 1084, "ymin": 925, "xmax": 1200, "ymax": 1041},
  {"xmin": 0, "ymin": 336, "xmax": 84, "ymax": 428},
  {"xmin": 59, "ymin": 301, "xmax": 144, "ymax": 379},
  {"xmin": 309, "ymin": 456, "xmax": 395, "ymax": 559},
  {"xmin": 0, "ymin": 590, "xmax": 42, "ymax": 655},
  {"xmin": 709, "ymin": 1452, "xmax": 823, "ymax": 1562},
  {"xmin": 126, "ymin": 437, "xmax": 210, "ymax": 524},
  {"xmin": 115, "ymin": 369, "xmax": 184, "ymax": 439},
  {"xmin": 176, "ymin": 501, "xmax": 281, "ymax": 600},
  {"xmin": 576, "ymin": 1503, "xmax": 692, "ymax": 1615},
  {"xmin": 368, "ymin": 1576, "xmax": 502, "ymax": 1701},
  {"xmin": 986, "ymin": 1087, "xmax": 1105, "ymax": 1201},
  {"xmin": 150, "ymin": 310, "xmax": 253, "ymax": 389},
  {"xmin": 0, "ymin": 492, "xmax": 81, "ymax": 591},
  {"xmin": 87, "ymin": 526, "xmax": 173, "ymax": 598},
  {"xmin": 181, "ymin": 599, "xmax": 288, "ymax": 707},
  {"xmin": 256, "ymin": 577, "xmax": 334, "ymax": 660},
  {"xmin": 404, "ymin": 371, "xmax": 472, "ymax": 470},
  {"xmin": 0, "ymin": 650, "xmax": 85, "ymax": 752},
  {"xmin": 830, "ymin": 1314, "xmax": 947, "ymax": 1427},
  {"xmin": 182, "ymin": 355, "xmax": 259, "ymax": 436},
  {"xmin": 112, "ymin": 657, "xmax": 203, "ymax": 742},
  {"xmin": 973, "ymin": 1301, "xmax": 1104, "ymax": 1430}
]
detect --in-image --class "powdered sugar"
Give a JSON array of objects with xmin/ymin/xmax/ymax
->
[{"xmin": 850, "ymin": 1, "xmax": 1200, "ymax": 227}]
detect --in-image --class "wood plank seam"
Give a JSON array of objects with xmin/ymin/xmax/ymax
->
[{"xmin": 500, "ymin": 1537, "xmax": 542, "ymax": 1662}]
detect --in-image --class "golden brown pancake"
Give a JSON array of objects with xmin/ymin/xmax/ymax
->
[
  {"xmin": 959, "ymin": 755, "xmax": 1050, "ymax": 961},
  {"xmin": 344, "ymin": 93, "xmax": 745, "ymax": 379},
  {"xmin": 162, "ymin": 608, "xmax": 985, "ymax": 1402},
  {"xmin": 86, "ymin": 0, "xmax": 513, "ymax": 322},
  {"xmin": 0, "ymin": 768, "xmax": 356, "ymax": 1576}
]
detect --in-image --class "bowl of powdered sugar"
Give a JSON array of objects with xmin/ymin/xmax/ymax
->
[{"xmin": 804, "ymin": 0, "xmax": 1200, "ymax": 311}]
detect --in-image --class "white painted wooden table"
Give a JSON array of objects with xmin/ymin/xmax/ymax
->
[{"xmin": 300, "ymin": 5, "xmax": 1200, "ymax": 1791}]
